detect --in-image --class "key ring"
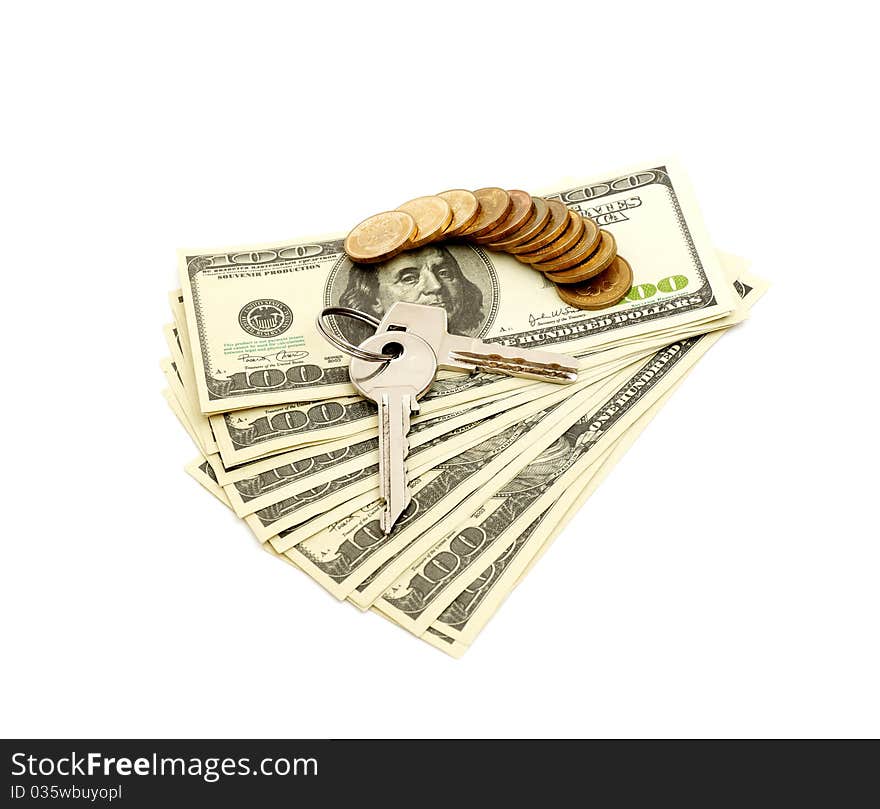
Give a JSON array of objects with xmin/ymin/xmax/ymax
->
[{"xmin": 316, "ymin": 307, "xmax": 398, "ymax": 362}]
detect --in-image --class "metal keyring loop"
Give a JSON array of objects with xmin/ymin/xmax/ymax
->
[{"xmin": 316, "ymin": 307, "xmax": 397, "ymax": 362}]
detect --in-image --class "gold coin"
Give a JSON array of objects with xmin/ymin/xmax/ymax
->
[
  {"xmin": 542, "ymin": 225, "xmax": 610, "ymax": 282},
  {"xmin": 474, "ymin": 190, "xmax": 533, "ymax": 244},
  {"xmin": 531, "ymin": 219, "xmax": 605, "ymax": 273},
  {"xmin": 396, "ymin": 195, "xmax": 453, "ymax": 248},
  {"xmin": 555, "ymin": 256, "xmax": 633, "ymax": 310},
  {"xmin": 344, "ymin": 210, "xmax": 418, "ymax": 263},
  {"xmin": 437, "ymin": 189, "xmax": 480, "ymax": 237},
  {"xmin": 508, "ymin": 199, "xmax": 570, "ymax": 254},
  {"xmin": 486, "ymin": 197, "xmax": 551, "ymax": 251},
  {"xmin": 517, "ymin": 211, "xmax": 585, "ymax": 264},
  {"xmin": 460, "ymin": 188, "xmax": 512, "ymax": 238}
]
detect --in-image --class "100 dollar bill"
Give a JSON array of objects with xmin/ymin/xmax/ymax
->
[
  {"xmin": 180, "ymin": 161, "xmax": 736, "ymax": 414},
  {"xmin": 372, "ymin": 336, "xmax": 714, "ymax": 634},
  {"xmin": 422, "ymin": 273, "xmax": 766, "ymax": 651}
]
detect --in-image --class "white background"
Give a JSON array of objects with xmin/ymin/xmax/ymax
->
[{"xmin": 2, "ymin": 1, "xmax": 878, "ymax": 739}]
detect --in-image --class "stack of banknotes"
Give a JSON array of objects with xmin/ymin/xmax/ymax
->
[{"xmin": 161, "ymin": 161, "xmax": 766, "ymax": 657}]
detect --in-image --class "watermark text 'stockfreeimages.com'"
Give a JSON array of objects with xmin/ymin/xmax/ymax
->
[{"xmin": 10, "ymin": 750, "xmax": 317, "ymax": 784}]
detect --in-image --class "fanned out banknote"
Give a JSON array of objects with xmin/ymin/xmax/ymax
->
[
  {"xmin": 163, "ymin": 161, "xmax": 765, "ymax": 656},
  {"xmin": 179, "ymin": 162, "xmax": 737, "ymax": 414}
]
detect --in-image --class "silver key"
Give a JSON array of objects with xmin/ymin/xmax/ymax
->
[
  {"xmin": 348, "ymin": 331, "xmax": 438, "ymax": 534},
  {"xmin": 375, "ymin": 302, "xmax": 579, "ymax": 383}
]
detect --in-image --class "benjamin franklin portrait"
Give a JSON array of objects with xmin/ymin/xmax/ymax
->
[{"xmin": 326, "ymin": 243, "xmax": 498, "ymax": 346}]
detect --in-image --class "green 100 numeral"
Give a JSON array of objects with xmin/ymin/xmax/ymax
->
[{"xmin": 624, "ymin": 274, "xmax": 689, "ymax": 301}]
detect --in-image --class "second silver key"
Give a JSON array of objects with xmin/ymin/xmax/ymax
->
[
  {"xmin": 376, "ymin": 301, "xmax": 579, "ymax": 383},
  {"xmin": 349, "ymin": 331, "xmax": 438, "ymax": 535}
]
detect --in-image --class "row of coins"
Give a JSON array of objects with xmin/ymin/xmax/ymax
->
[{"xmin": 343, "ymin": 188, "xmax": 632, "ymax": 310}]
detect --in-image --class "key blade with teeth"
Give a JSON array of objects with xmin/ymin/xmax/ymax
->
[
  {"xmin": 377, "ymin": 389, "xmax": 413, "ymax": 533},
  {"xmin": 377, "ymin": 301, "xmax": 579, "ymax": 384},
  {"xmin": 448, "ymin": 347, "xmax": 578, "ymax": 382}
]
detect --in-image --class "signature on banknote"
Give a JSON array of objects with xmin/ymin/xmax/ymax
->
[
  {"xmin": 528, "ymin": 309, "xmax": 582, "ymax": 327},
  {"xmin": 239, "ymin": 350, "xmax": 309, "ymax": 365}
]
